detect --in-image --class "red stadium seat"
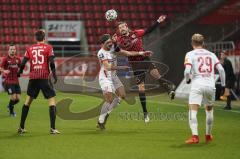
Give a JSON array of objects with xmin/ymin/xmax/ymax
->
[
  {"xmin": 19, "ymin": 5, "xmax": 28, "ymax": 11},
  {"xmin": 83, "ymin": 5, "xmax": 94, "ymax": 12},
  {"xmin": 5, "ymin": 35, "xmax": 12, "ymax": 44},
  {"xmin": 3, "ymin": 28, "xmax": 11, "ymax": 35},
  {"xmin": 0, "ymin": 0, "xmax": 196, "ymax": 46}
]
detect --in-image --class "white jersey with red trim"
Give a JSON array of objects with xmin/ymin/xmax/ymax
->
[
  {"xmin": 184, "ymin": 48, "xmax": 220, "ymax": 88},
  {"xmin": 97, "ymin": 47, "xmax": 117, "ymax": 80}
]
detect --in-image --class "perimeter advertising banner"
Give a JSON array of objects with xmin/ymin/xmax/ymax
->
[{"xmin": 45, "ymin": 21, "xmax": 82, "ymax": 41}]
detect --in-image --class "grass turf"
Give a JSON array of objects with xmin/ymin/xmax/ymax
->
[{"xmin": 0, "ymin": 92, "xmax": 240, "ymax": 159}]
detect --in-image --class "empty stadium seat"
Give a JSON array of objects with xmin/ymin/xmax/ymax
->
[{"xmin": 0, "ymin": 0, "xmax": 197, "ymax": 50}]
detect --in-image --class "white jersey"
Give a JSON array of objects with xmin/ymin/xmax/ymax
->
[
  {"xmin": 97, "ymin": 47, "xmax": 117, "ymax": 79},
  {"xmin": 97, "ymin": 47, "xmax": 123, "ymax": 93},
  {"xmin": 184, "ymin": 48, "xmax": 220, "ymax": 88}
]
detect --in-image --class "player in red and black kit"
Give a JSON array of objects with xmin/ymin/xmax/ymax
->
[
  {"xmin": 17, "ymin": 30, "xmax": 59, "ymax": 134},
  {"xmin": 114, "ymin": 15, "xmax": 175, "ymax": 122},
  {"xmin": 0, "ymin": 44, "xmax": 21, "ymax": 117}
]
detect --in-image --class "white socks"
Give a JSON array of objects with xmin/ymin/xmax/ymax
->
[
  {"xmin": 99, "ymin": 102, "xmax": 111, "ymax": 123},
  {"xmin": 98, "ymin": 97, "xmax": 121, "ymax": 123},
  {"xmin": 189, "ymin": 110, "xmax": 198, "ymax": 136},
  {"xmin": 206, "ymin": 109, "xmax": 214, "ymax": 135}
]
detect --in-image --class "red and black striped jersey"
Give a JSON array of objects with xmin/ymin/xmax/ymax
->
[
  {"xmin": 0, "ymin": 55, "xmax": 21, "ymax": 84},
  {"xmin": 25, "ymin": 43, "xmax": 54, "ymax": 79},
  {"xmin": 117, "ymin": 29, "xmax": 145, "ymax": 61}
]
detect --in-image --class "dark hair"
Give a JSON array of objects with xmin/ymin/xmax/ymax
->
[
  {"xmin": 9, "ymin": 43, "xmax": 15, "ymax": 47},
  {"xmin": 116, "ymin": 21, "xmax": 127, "ymax": 28},
  {"xmin": 99, "ymin": 34, "xmax": 111, "ymax": 44},
  {"xmin": 35, "ymin": 30, "xmax": 45, "ymax": 42}
]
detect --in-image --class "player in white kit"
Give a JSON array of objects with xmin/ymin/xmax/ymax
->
[
  {"xmin": 184, "ymin": 34, "xmax": 226, "ymax": 144},
  {"xmin": 97, "ymin": 34, "xmax": 152, "ymax": 129}
]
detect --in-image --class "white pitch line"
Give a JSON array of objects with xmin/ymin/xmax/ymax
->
[{"xmin": 133, "ymin": 99, "xmax": 240, "ymax": 114}]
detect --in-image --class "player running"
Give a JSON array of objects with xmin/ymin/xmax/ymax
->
[
  {"xmin": 114, "ymin": 15, "xmax": 175, "ymax": 122},
  {"xmin": 0, "ymin": 44, "xmax": 21, "ymax": 117},
  {"xmin": 97, "ymin": 34, "xmax": 152, "ymax": 129},
  {"xmin": 17, "ymin": 29, "xmax": 59, "ymax": 134},
  {"xmin": 184, "ymin": 34, "xmax": 226, "ymax": 144}
]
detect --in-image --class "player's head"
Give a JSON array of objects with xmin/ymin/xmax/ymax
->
[
  {"xmin": 8, "ymin": 44, "xmax": 16, "ymax": 57},
  {"xmin": 99, "ymin": 34, "xmax": 113, "ymax": 50},
  {"xmin": 116, "ymin": 21, "xmax": 130, "ymax": 36},
  {"xmin": 220, "ymin": 50, "xmax": 227, "ymax": 60},
  {"xmin": 35, "ymin": 29, "xmax": 45, "ymax": 42},
  {"xmin": 191, "ymin": 33, "xmax": 204, "ymax": 48}
]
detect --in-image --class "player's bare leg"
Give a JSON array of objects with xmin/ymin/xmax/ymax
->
[
  {"xmin": 185, "ymin": 104, "xmax": 199, "ymax": 144},
  {"xmin": 18, "ymin": 96, "xmax": 33, "ymax": 134},
  {"xmin": 137, "ymin": 83, "xmax": 149, "ymax": 123},
  {"xmin": 97, "ymin": 92, "xmax": 114, "ymax": 130},
  {"xmin": 120, "ymin": 85, "xmax": 136, "ymax": 105},
  {"xmin": 102, "ymin": 86, "xmax": 125, "ymax": 125},
  {"xmin": 48, "ymin": 97, "xmax": 60, "ymax": 134},
  {"xmin": 149, "ymin": 68, "xmax": 175, "ymax": 100},
  {"xmin": 205, "ymin": 105, "xmax": 214, "ymax": 143}
]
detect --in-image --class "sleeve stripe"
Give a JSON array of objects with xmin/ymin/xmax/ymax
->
[
  {"xmin": 214, "ymin": 62, "xmax": 220, "ymax": 68},
  {"xmin": 184, "ymin": 63, "xmax": 192, "ymax": 67}
]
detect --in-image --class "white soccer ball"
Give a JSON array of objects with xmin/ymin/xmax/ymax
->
[{"xmin": 105, "ymin": 9, "xmax": 117, "ymax": 21}]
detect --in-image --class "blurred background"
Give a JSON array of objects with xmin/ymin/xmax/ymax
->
[{"xmin": 0, "ymin": 0, "xmax": 239, "ymax": 97}]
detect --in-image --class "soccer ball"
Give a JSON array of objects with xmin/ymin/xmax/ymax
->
[{"xmin": 105, "ymin": 9, "xmax": 117, "ymax": 21}]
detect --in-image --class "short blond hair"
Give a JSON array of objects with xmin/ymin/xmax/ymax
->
[{"xmin": 191, "ymin": 33, "xmax": 204, "ymax": 46}]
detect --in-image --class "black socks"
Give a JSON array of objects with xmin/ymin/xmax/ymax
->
[
  {"xmin": 8, "ymin": 100, "xmax": 15, "ymax": 114},
  {"xmin": 227, "ymin": 96, "xmax": 232, "ymax": 108},
  {"xmin": 20, "ymin": 105, "xmax": 30, "ymax": 129},
  {"xmin": 139, "ymin": 92, "xmax": 147, "ymax": 113},
  {"xmin": 49, "ymin": 106, "xmax": 56, "ymax": 129}
]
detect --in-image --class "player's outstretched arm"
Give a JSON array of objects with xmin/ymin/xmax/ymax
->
[
  {"xmin": 102, "ymin": 60, "xmax": 129, "ymax": 71},
  {"xmin": 17, "ymin": 57, "xmax": 29, "ymax": 77},
  {"xmin": 114, "ymin": 43, "xmax": 152, "ymax": 57},
  {"xmin": 118, "ymin": 49, "xmax": 153, "ymax": 57},
  {"xmin": 144, "ymin": 15, "xmax": 167, "ymax": 35}
]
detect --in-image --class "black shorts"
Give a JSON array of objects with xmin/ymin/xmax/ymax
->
[
  {"xmin": 226, "ymin": 80, "xmax": 235, "ymax": 89},
  {"xmin": 27, "ymin": 79, "xmax": 56, "ymax": 99},
  {"xmin": 5, "ymin": 84, "xmax": 21, "ymax": 95},
  {"xmin": 130, "ymin": 57, "xmax": 157, "ymax": 85}
]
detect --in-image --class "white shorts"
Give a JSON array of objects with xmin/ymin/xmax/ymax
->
[
  {"xmin": 189, "ymin": 86, "xmax": 216, "ymax": 106},
  {"xmin": 99, "ymin": 76, "xmax": 123, "ymax": 93}
]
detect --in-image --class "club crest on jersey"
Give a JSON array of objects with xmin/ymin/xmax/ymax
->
[{"xmin": 131, "ymin": 34, "xmax": 136, "ymax": 39}]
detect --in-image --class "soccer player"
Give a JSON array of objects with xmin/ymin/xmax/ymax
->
[
  {"xmin": 219, "ymin": 51, "xmax": 236, "ymax": 110},
  {"xmin": 17, "ymin": 29, "xmax": 59, "ymax": 134},
  {"xmin": 114, "ymin": 15, "xmax": 175, "ymax": 122},
  {"xmin": 0, "ymin": 44, "xmax": 21, "ymax": 117},
  {"xmin": 97, "ymin": 34, "xmax": 151, "ymax": 129},
  {"xmin": 184, "ymin": 34, "xmax": 226, "ymax": 144}
]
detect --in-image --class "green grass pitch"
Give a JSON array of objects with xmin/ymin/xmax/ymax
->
[{"xmin": 0, "ymin": 92, "xmax": 239, "ymax": 159}]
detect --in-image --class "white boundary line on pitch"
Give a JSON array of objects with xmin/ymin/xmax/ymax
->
[{"xmin": 131, "ymin": 96, "xmax": 240, "ymax": 114}]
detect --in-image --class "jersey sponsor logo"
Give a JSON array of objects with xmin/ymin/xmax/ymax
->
[
  {"xmin": 98, "ymin": 53, "xmax": 104, "ymax": 59},
  {"xmin": 131, "ymin": 34, "xmax": 136, "ymax": 38}
]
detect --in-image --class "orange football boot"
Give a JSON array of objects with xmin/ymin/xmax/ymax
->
[
  {"xmin": 205, "ymin": 135, "xmax": 213, "ymax": 143},
  {"xmin": 185, "ymin": 135, "xmax": 199, "ymax": 144}
]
